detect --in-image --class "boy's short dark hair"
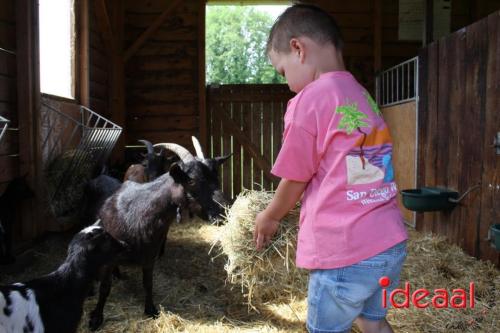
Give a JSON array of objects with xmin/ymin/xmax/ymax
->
[{"xmin": 266, "ymin": 4, "xmax": 344, "ymax": 54}]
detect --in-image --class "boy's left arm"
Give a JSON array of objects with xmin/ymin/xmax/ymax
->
[{"xmin": 254, "ymin": 178, "xmax": 307, "ymax": 250}]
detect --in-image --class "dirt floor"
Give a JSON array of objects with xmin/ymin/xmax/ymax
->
[{"xmin": 0, "ymin": 219, "xmax": 498, "ymax": 333}]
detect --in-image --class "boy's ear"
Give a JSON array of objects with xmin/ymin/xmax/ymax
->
[
  {"xmin": 169, "ymin": 162, "xmax": 190, "ymax": 185},
  {"xmin": 290, "ymin": 37, "xmax": 306, "ymax": 63}
]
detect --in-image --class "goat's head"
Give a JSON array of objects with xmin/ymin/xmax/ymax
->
[
  {"xmin": 69, "ymin": 224, "xmax": 128, "ymax": 266},
  {"xmin": 155, "ymin": 137, "xmax": 231, "ymax": 222},
  {"xmin": 138, "ymin": 139, "xmax": 166, "ymax": 181}
]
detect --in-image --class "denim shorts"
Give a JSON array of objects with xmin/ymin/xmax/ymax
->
[{"xmin": 306, "ymin": 241, "xmax": 407, "ymax": 333}]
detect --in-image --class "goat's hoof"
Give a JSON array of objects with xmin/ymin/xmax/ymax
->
[
  {"xmin": 88, "ymin": 312, "xmax": 103, "ymax": 331},
  {"xmin": 144, "ymin": 305, "xmax": 159, "ymax": 318}
]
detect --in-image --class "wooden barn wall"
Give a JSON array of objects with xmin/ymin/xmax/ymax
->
[
  {"xmin": 417, "ymin": 11, "xmax": 499, "ymax": 267},
  {"xmin": 88, "ymin": 0, "xmax": 110, "ymax": 119},
  {"xmin": 0, "ymin": 0, "xmax": 17, "ymax": 188},
  {"xmin": 124, "ymin": 0, "xmax": 200, "ymax": 149},
  {"xmin": 381, "ymin": 101, "xmax": 416, "ymax": 225}
]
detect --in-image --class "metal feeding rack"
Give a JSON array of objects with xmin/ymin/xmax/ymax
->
[
  {"xmin": 0, "ymin": 115, "xmax": 9, "ymax": 143},
  {"xmin": 41, "ymin": 101, "xmax": 122, "ymax": 218}
]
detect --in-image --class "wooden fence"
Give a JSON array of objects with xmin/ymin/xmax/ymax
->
[
  {"xmin": 417, "ymin": 11, "xmax": 499, "ymax": 266},
  {"xmin": 207, "ymin": 84, "xmax": 294, "ymax": 200}
]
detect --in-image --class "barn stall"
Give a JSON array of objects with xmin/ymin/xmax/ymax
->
[{"xmin": 0, "ymin": 0, "xmax": 499, "ymax": 332}]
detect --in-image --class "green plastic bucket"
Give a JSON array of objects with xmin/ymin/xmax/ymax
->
[{"xmin": 400, "ymin": 187, "xmax": 459, "ymax": 212}]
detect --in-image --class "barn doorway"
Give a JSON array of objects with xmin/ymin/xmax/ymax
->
[{"xmin": 205, "ymin": 3, "xmax": 290, "ymax": 199}]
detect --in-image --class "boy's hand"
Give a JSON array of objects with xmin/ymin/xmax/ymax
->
[{"xmin": 253, "ymin": 211, "xmax": 280, "ymax": 251}]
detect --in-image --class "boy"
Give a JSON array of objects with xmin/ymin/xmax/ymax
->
[{"xmin": 254, "ymin": 4, "xmax": 408, "ymax": 333}]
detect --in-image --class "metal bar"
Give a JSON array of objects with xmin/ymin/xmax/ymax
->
[{"xmin": 0, "ymin": 47, "xmax": 16, "ymax": 55}]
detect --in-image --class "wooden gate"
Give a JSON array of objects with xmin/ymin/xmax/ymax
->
[
  {"xmin": 207, "ymin": 84, "xmax": 294, "ymax": 200},
  {"xmin": 417, "ymin": 11, "xmax": 499, "ymax": 266}
]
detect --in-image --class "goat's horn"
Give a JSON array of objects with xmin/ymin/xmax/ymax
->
[
  {"xmin": 154, "ymin": 143, "xmax": 194, "ymax": 163},
  {"xmin": 138, "ymin": 140, "xmax": 154, "ymax": 156},
  {"xmin": 191, "ymin": 136, "xmax": 205, "ymax": 159}
]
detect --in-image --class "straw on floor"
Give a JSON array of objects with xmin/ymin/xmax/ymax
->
[{"xmin": 0, "ymin": 189, "xmax": 498, "ymax": 332}]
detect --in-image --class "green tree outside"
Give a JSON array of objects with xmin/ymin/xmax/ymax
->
[{"xmin": 206, "ymin": 6, "xmax": 285, "ymax": 84}]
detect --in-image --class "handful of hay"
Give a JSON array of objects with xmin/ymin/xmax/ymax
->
[{"xmin": 214, "ymin": 190, "xmax": 308, "ymax": 309}]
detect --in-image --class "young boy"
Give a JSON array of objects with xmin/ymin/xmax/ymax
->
[{"xmin": 253, "ymin": 4, "xmax": 408, "ymax": 333}]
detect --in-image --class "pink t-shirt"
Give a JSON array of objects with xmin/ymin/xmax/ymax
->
[{"xmin": 271, "ymin": 71, "xmax": 408, "ymax": 270}]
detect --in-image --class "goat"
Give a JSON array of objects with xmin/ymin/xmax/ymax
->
[
  {"xmin": 123, "ymin": 164, "xmax": 146, "ymax": 183},
  {"xmin": 88, "ymin": 137, "xmax": 230, "ymax": 330},
  {"xmin": 0, "ymin": 176, "xmax": 34, "ymax": 265},
  {"xmin": 81, "ymin": 174, "xmax": 122, "ymax": 227},
  {"xmin": 124, "ymin": 140, "xmax": 181, "ymax": 183},
  {"xmin": 0, "ymin": 224, "xmax": 127, "ymax": 333}
]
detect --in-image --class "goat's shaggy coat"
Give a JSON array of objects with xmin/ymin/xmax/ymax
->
[{"xmin": 89, "ymin": 139, "xmax": 230, "ymax": 331}]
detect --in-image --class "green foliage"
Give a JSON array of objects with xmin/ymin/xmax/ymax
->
[
  {"xmin": 336, "ymin": 103, "xmax": 369, "ymax": 134},
  {"xmin": 206, "ymin": 6, "xmax": 285, "ymax": 84}
]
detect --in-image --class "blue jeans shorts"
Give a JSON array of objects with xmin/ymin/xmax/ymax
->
[{"xmin": 306, "ymin": 241, "xmax": 407, "ymax": 333}]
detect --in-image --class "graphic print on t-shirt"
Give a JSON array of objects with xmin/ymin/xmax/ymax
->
[
  {"xmin": 345, "ymin": 125, "xmax": 394, "ymax": 185},
  {"xmin": 335, "ymin": 93, "xmax": 395, "ymax": 187}
]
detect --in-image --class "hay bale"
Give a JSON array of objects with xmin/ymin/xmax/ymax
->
[
  {"xmin": 45, "ymin": 149, "xmax": 94, "ymax": 218},
  {"xmin": 214, "ymin": 190, "xmax": 308, "ymax": 309}
]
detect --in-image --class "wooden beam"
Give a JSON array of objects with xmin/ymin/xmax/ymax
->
[
  {"xmin": 212, "ymin": 110, "xmax": 276, "ymax": 183},
  {"xmin": 79, "ymin": 0, "xmax": 90, "ymax": 107},
  {"xmin": 16, "ymin": 0, "xmax": 42, "ymax": 240},
  {"xmin": 423, "ymin": 0, "xmax": 434, "ymax": 46},
  {"xmin": 108, "ymin": 0, "xmax": 126, "ymax": 162},
  {"xmin": 198, "ymin": 0, "xmax": 207, "ymax": 152},
  {"xmin": 373, "ymin": 0, "xmax": 382, "ymax": 72},
  {"xmin": 124, "ymin": 0, "xmax": 183, "ymax": 62},
  {"xmin": 93, "ymin": 0, "xmax": 115, "ymax": 56}
]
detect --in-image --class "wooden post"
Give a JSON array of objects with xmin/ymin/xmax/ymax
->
[
  {"xmin": 16, "ymin": 0, "xmax": 42, "ymax": 240},
  {"xmin": 198, "ymin": 0, "xmax": 207, "ymax": 151},
  {"xmin": 373, "ymin": 0, "xmax": 382, "ymax": 73},
  {"xmin": 79, "ymin": 0, "xmax": 90, "ymax": 107},
  {"xmin": 94, "ymin": 0, "xmax": 125, "ymax": 162},
  {"xmin": 423, "ymin": 0, "xmax": 434, "ymax": 46},
  {"xmin": 109, "ymin": 0, "xmax": 126, "ymax": 163}
]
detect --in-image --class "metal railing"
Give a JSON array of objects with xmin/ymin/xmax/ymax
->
[
  {"xmin": 376, "ymin": 57, "xmax": 418, "ymax": 107},
  {"xmin": 0, "ymin": 115, "xmax": 9, "ymax": 143},
  {"xmin": 41, "ymin": 100, "xmax": 122, "ymax": 217}
]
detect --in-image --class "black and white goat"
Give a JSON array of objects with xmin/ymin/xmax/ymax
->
[
  {"xmin": 0, "ymin": 176, "xmax": 34, "ymax": 264},
  {"xmin": 0, "ymin": 224, "xmax": 127, "ymax": 333},
  {"xmin": 88, "ymin": 137, "xmax": 230, "ymax": 330}
]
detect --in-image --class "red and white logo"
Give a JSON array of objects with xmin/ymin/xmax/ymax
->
[{"xmin": 379, "ymin": 276, "xmax": 475, "ymax": 309}]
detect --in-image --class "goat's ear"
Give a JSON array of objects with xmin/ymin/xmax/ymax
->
[
  {"xmin": 215, "ymin": 154, "xmax": 232, "ymax": 167},
  {"xmin": 169, "ymin": 162, "xmax": 190, "ymax": 185}
]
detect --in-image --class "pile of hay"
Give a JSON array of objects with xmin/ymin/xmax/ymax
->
[
  {"xmin": 213, "ymin": 190, "xmax": 308, "ymax": 309},
  {"xmin": 388, "ymin": 229, "xmax": 500, "ymax": 333},
  {"xmin": 45, "ymin": 149, "xmax": 94, "ymax": 219}
]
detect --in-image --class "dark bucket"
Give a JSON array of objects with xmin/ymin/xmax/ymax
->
[{"xmin": 490, "ymin": 224, "xmax": 500, "ymax": 251}]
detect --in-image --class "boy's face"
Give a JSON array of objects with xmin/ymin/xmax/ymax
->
[{"xmin": 269, "ymin": 46, "xmax": 314, "ymax": 93}]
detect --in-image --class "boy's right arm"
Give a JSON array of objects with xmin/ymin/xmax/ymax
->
[{"xmin": 254, "ymin": 178, "xmax": 307, "ymax": 250}]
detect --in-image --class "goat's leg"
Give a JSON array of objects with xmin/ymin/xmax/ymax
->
[
  {"xmin": 89, "ymin": 265, "xmax": 113, "ymax": 330},
  {"xmin": 142, "ymin": 265, "xmax": 159, "ymax": 317}
]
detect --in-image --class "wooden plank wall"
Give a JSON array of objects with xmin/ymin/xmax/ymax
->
[
  {"xmin": 0, "ymin": 0, "xmax": 17, "ymax": 188},
  {"xmin": 88, "ymin": 0, "xmax": 110, "ymax": 119},
  {"xmin": 417, "ymin": 11, "xmax": 499, "ymax": 267},
  {"xmin": 208, "ymin": 84, "xmax": 293, "ymax": 199},
  {"xmin": 124, "ymin": 0, "xmax": 200, "ymax": 149},
  {"xmin": 381, "ymin": 101, "xmax": 416, "ymax": 225}
]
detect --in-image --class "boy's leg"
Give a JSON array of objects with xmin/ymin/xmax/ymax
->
[
  {"xmin": 354, "ymin": 317, "xmax": 394, "ymax": 333},
  {"xmin": 357, "ymin": 241, "xmax": 407, "ymax": 333}
]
